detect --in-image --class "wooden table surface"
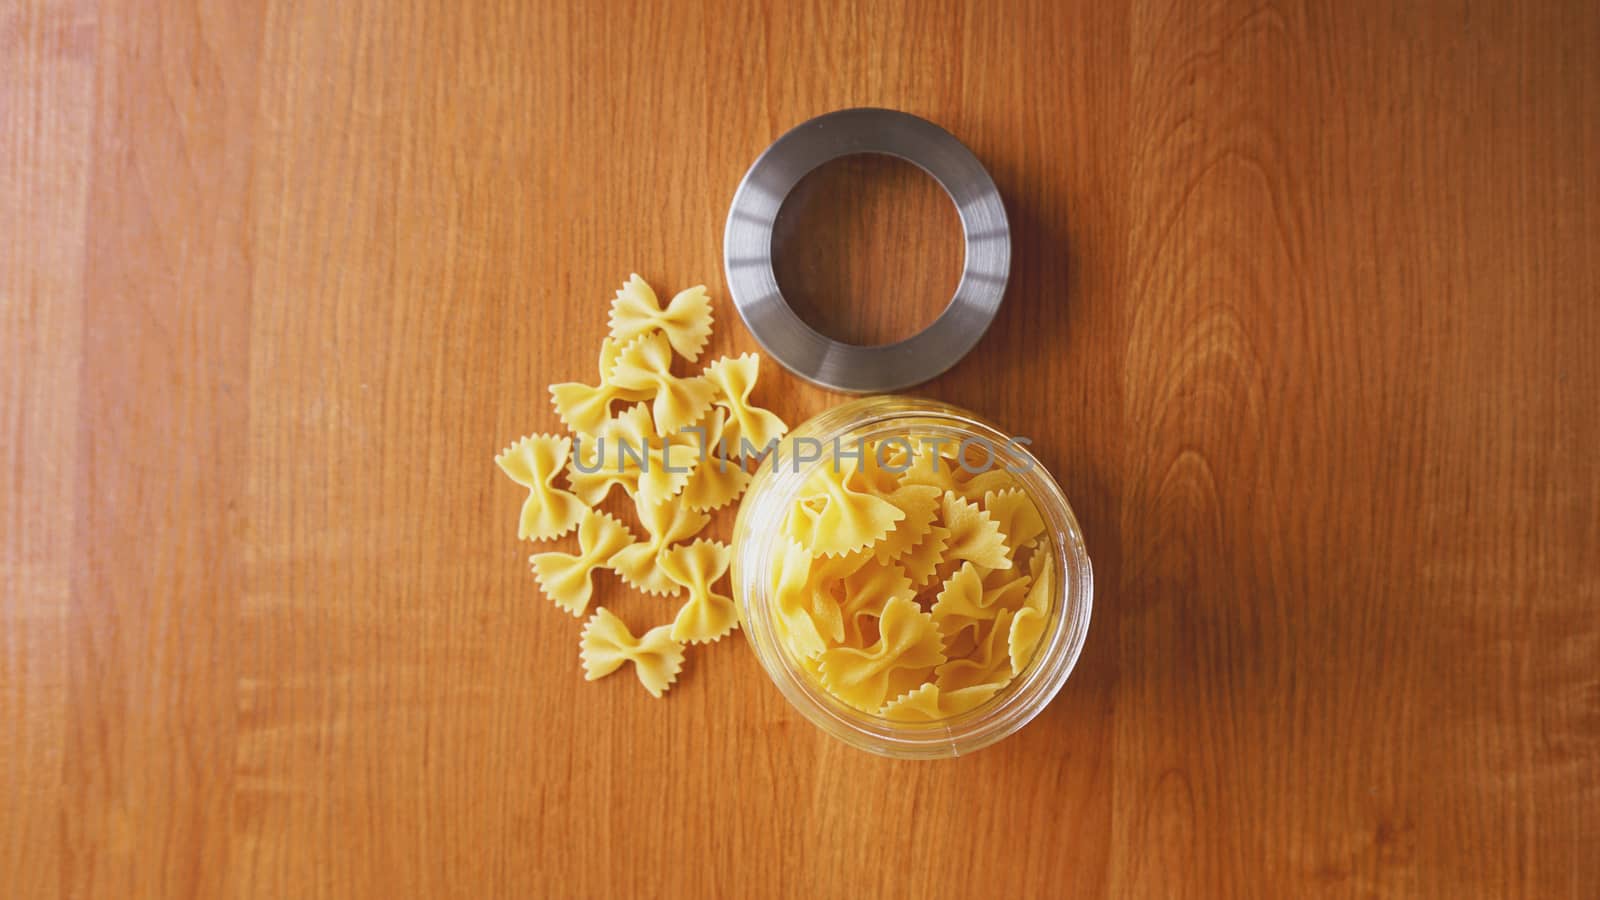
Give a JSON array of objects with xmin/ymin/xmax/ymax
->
[{"xmin": 4, "ymin": 0, "xmax": 1597, "ymax": 897}]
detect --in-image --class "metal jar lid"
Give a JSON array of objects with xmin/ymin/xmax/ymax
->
[{"xmin": 723, "ymin": 108, "xmax": 1011, "ymax": 394}]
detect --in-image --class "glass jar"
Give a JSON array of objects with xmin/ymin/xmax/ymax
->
[{"xmin": 731, "ymin": 395, "xmax": 1093, "ymax": 758}]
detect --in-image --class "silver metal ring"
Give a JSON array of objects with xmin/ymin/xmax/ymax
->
[{"xmin": 723, "ymin": 108, "xmax": 1010, "ymax": 394}]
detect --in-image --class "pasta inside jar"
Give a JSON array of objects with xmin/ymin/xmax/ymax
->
[{"xmin": 731, "ymin": 396, "xmax": 1092, "ymax": 758}]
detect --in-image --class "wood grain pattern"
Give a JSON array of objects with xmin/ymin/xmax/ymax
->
[{"xmin": 3, "ymin": 0, "xmax": 1596, "ymax": 897}]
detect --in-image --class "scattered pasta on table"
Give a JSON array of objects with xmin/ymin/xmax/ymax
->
[{"xmin": 495, "ymin": 274, "xmax": 786, "ymax": 697}]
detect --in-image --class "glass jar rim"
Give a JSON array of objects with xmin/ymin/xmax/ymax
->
[{"xmin": 731, "ymin": 396, "xmax": 1094, "ymax": 759}]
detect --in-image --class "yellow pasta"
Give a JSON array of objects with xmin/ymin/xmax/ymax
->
[
  {"xmin": 530, "ymin": 509, "xmax": 635, "ymax": 617},
  {"xmin": 982, "ymin": 487, "xmax": 1046, "ymax": 549},
  {"xmin": 935, "ymin": 608, "xmax": 1016, "ymax": 693},
  {"xmin": 609, "ymin": 332, "xmax": 715, "ymax": 436},
  {"xmin": 957, "ymin": 469, "xmax": 1021, "ymax": 504},
  {"xmin": 880, "ymin": 681, "xmax": 1003, "ymax": 722},
  {"xmin": 768, "ymin": 534, "xmax": 832, "ymax": 656},
  {"xmin": 498, "ymin": 271, "xmax": 792, "ymax": 701},
  {"xmin": 606, "ymin": 494, "xmax": 711, "ymax": 596},
  {"xmin": 898, "ymin": 440, "xmax": 1018, "ymax": 503},
  {"xmin": 939, "ymin": 491, "xmax": 1012, "ymax": 570},
  {"xmin": 930, "ymin": 559, "xmax": 1031, "ymax": 637},
  {"xmin": 614, "ymin": 402, "xmax": 697, "ymax": 504},
  {"xmin": 982, "ymin": 566, "xmax": 1034, "ymax": 609},
  {"xmin": 941, "ymin": 625, "xmax": 979, "ymax": 662},
  {"xmin": 816, "ymin": 596, "xmax": 946, "ymax": 713},
  {"xmin": 494, "ymin": 434, "xmax": 587, "ymax": 541},
  {"xmin": 579, "ymin": 606, "xmax": 686, "ymax": 698},
  {"xmin": 836, "ymin": 560, "xmax": 915, "ymax": 648},
  {"xmin": 609, "ymin": 332, "xmax": 717, "ymax": 436},
  {"xmin": 548, "ymin": 338, "xmax": 652, "ymax": 434},
  {"xmin": 928, "ymin": 562, "xmax": 990, "ymax": 640},
  {"xmin": 679, "ymin": 408, "xmax": 751, "ymax": 511},
  {"xmin": 865, "ymin": 437, "xmax": 912, "ymax": 474},
  {"xmin": 771, "ymin": 432, "xmax": 1059, "ymax": 721},
  {"xmin": 771, "ymin": 543, "xmax": 868, "ymax": 652},
  {"xmin": 607, "ymin": 274, "xmax": 714, "ymax": 362},
  {"xmin": 898, "ymin": 442, "xmax": 965, "ymax": 493},
  {"xmin": 868, "ymin": 482, "xmax": 941, "ymax": 564},
  {"xmin": 1008, "ymin": 551, "xmax": 1053, "ymax": 675},
  {"xmin": 704, "ymin": 353, "xmax": 788, "ymax": 457},
  {"xmin": 565, "ymin": 442, "xmax": 635, "ymax": 506},
  {"xmin": 663, "ymin": 539, "xmax": 738, "ymax": 644},
  {"xmin": 770, "ymin": 539, "xmax": 833, "ymax": 658},
  {"xmin": 783, "ymin": 462, "xmax": 906, "ymax": 557},
  {"xmin": 567, "ymin": 403, "xmax": 695, "ymax": 506},
  {"xmin": 566, "ymin": 416, "xmax": 639, "ymax": 505},
  {"xmin": 896, "ymin": 522, "xmax": 951, "ymax": 588}
]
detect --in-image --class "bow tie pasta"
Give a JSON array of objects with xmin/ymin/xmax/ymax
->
[
  {"xmin": 494, "ymin": 434, "xmax": 587, "ymax": 541},
  {"xmin": 580, "ymin": 607, "xmax": 685, "ymax": 699},
  {"xmin": 609, "ymin": 332, "xmax": 717, "ymax": 436},
  {"xmin": 705, "ymin": 353, "xmax": 789, "ymax": 457},
  {"xmin": 662, "ymin": 539, "xmax": 738, "ymax": 644},
  {"xmin": 531, "ymin": 509, "xmax": 636, "ymax": 617},
  {"xmin": 816, "ymin": 596, "xmax": 946, "ymax": 713},
  {"xmin": 494, "ymin": 273, "xmax": 1059, "ymax": 714},
  {"xmin": 495, "ymin": 274, "xmax": 787, "ymax": 697},
  {"xmin": 548, "ymin": 338, "xmax": 653, "ymax": 434},
  {"xmin": 767, "ymin": 434, "xmax": 1056, "ymax": 720},
  {"xmin": 608, "ymin": 273, "xmax": 713, "ymax": 362}
]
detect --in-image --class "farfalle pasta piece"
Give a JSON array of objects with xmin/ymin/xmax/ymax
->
[
  {"xmin": 837, "ymin": 561, "xmax": 915, "ymax": 647},
  {"xmin": 983, "ymin": 487, "xmax": 1046, "ymax": 550},
  {"xmin": 897, "ymin": 523, "xmax": 951, "ymax": 588},
  {"xmin": 530, "ymin": 509, "xmax": 635, "ymax": 617},
  {"xmin": 771, "ymin": 542, "xmax": 875, "ymax": 658},
  {"xmin": 935, "ymin": 608, "xmax": 1016, "ymax": 693},
  {"xmin": 939, "ymin": 491, "xmax": 1012, "ymax": 570},
  {"xmin": 704, "ymin": 353, "xmax": 788, "ymax": 457},
  {"xmin": 899, "ymin": 441, "xmax": 1017, "ymax": 502},
  {"xmin": 1009, "ymin": 551, "xmax": 1054, "ymax": 674},
  {"xmin": 847, "ymin": 445, "xmax": 900, "ymax": 495},
  {"xmin": 861, "ymin": 438, "xmax": 913, "ymax": 486},
  {"xmin": 679, "ymin": 408, "xmax": 751, "ymax": 511},
  {"xmin": 579, "ymin": 607, "xmax": 685, "ymax": 698},
  {"xmin": 783, "ymin": 462, "xmax": 906, "ymax": 557},
  {"xmin": 880, "ymin": 681, "xmax": 1003, "ymax": 722},
  {"xmin": 618, "ymin": 403, "xmax": 702, "ymax": 504},
  {"xmin": 816, "ymin": 596, "xmax": 946, "ymax": 713},
  {"xmin": 957, "ymin": 468, "xmax": 1022, "ymax": 504},
  {"xmin": 565, "ymin": 406, "xmax": 646, "ymax": 504},
  {"xmin": 606, "ymin": 494, "xmax": 710, "ymax": 596},
  {"xmin": 770, "ymin": 539, "xmax": 832, "ymax": 658},
  {"xmin": 940, "ymin": 626, "xmax": 979, "ymax": 663},
  {"xmin": 899, "ymin": 442, "xmax": 965, "ymax": 493},
  {"xmin": 869, "ymin": 482, "xmax": 941, "ymax": 564},
  {"xmin": 930, "ymin": 561, "xmax": 1033, "ymax": 643},
  {"xmin": 663, "ymin": 539, "xmax": 738, "ymax": 644},
  {"xmin": 608, "ymin": 274, "xmax": 714, "ymax": 362},
  {"xmin": 609, "ymin": 332, "xmax": 716, "ymax": 435},
  {"xmin": 928, "ymin": 562, "xmax": 987, "ymax": 640},
  {"xmin": 548, "ymin": 338, "xmax": 652, "ymax": 434},
  {"xmin": 981, "ymin": 567, "xmax": 1034, "ymax": 611},
  {"xmin": 495, "ymin": 434, "xmax": 587, "ymax": 541},
  {"xmin": 566, "ymin": 439, "xmax": 634, "ymax": 506},
  {"xmin": 567, "ymin": 403, "xmax": 694, "ymax": 506}
]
